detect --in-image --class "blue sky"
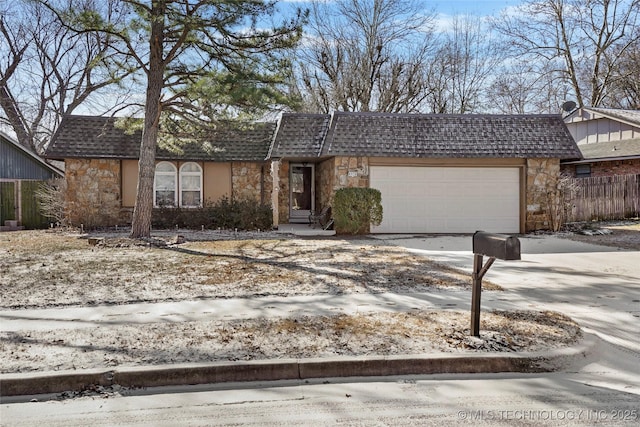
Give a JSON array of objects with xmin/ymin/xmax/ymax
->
[
  {"xmin": 281, "ymin": 1, "xmax": 527, "ymax": 31},
  {"xmin": 434, "ymin": 0, "xmax": 524, "ymax": 16},
  {"xmin": 284, "ymin": 1, "xmax": 526, "ymax": 17}
]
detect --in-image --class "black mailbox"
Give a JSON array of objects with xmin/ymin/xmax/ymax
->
[
  {"xmin": 469, "ymin": 231, "xmax": 522, "ymax": 337},
  {"xmin": 472, "ymin": 231, "xmax": 521, "ymax": 261}
]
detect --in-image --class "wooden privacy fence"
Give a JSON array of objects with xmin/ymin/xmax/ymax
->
[
  {"xmin": 0, "ymin": 180, "xmax": 51, "ymax": 229},
  {"xmin": 565, "ymin": 174, "xmax": 640, "ymax": 222}
]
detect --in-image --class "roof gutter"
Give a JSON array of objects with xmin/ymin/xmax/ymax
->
[
  {"xmin": 316, "ymin": 112, "xmax": 335, "ymax": 157},
  {"xmin": 562, "ymin": 154, "xmax": 640, "ymax": 165},
  {"xmin": 265, "ymin": 114, "xmax": 283, "ymax": 161}
]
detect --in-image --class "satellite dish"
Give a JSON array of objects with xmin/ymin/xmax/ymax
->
[{"xmin": 561, "ymin": 101, "xmax": 577, "ymax": 112}]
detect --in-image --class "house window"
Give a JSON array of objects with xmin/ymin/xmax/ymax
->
[
  {"xmin": 575, "ymin": 164, "xmax": 591, "ymax": 178},
  {"xmin": 154, "ymin": 162, "xmax": 177, "ymax": 207},
  {"xmin": 179, "ymin": 162, "xmax": 202, "ymax": 207}
]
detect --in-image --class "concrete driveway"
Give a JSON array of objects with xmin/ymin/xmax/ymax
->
[
  {"xmin": 375, "ymin": 235, "xmax": 639, "ymax": 343},
  {"xmin": 375, "ymin": 234, "xmax": 640, "ymax": 393}
]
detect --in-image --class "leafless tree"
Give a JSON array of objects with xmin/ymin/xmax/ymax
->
[
  {"xmin": 492, "ymin": 0, "xmax": 640, "ymax": 109},
  {"xmin": 607, "ymin": 26, "xmax": 640, "ymax": 109},
  {"xmin": 0, "ymin": 0, "xmax": 134, "ymax": 153},
  {"xmin": 488, "ymin": 60, "xmax": 574, "ymax": 113},
  {"xmin": 425, "ymin": 15, "xmax": 503, "ymax": 114},
  {"xmin": 487, "ymin": 64, "xmax": 538, "ymax": 114},
  {"xmin": 297, "ymin": 0, "xmax": 437, "ymax": 113},
  {"xmin": 35, "ymin": 178, "xmax": 68, "ymax": 226},
  {"xmin": 548, "ymin": 173, "xmax": 582, "ymax": 231}
]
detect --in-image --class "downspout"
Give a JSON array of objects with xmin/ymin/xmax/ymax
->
[
  {"xmin": 16, "ymin": 180, "xmax": 22, "ymax": 225},
  {"xmin": 271, "ymin": 159, "xmax": 280, "ymax": 229},
  {"xmin": 260, "ymin": 163, "xmax": 265, "ymax": 205},
  {"xmin": 230, "ymin": 162, "xmax": 234, "ymax": 202}
]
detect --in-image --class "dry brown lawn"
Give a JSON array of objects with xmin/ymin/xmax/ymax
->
[
  {"xmin": 0, "ymin": 229, "xmax": 588, "ymax": 374},
  {"xmin": 0, "ymin": 229, "xmax": 497, "ymax": 309}
]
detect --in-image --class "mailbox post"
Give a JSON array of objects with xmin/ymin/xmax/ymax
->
[{"xmin": 471, "ymin": 231, "xmax": 521, "ymax": 337}]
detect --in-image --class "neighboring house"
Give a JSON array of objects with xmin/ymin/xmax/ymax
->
[
  {"xmin": 45, "ymin": 115, "xmax": 276, "ymax": 226},
  {"xmin": 1, "ymin": 131, "xmax": 64, "ymax": 229},
  {"xmin": 561, "ymin": 107, "xmax": 640, "ymax": 177},
  {"xmin": 46, "ymin": 112, "xmax": 581, "ymax": 233}
]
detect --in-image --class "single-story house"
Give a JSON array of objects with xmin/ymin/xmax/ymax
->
[
  {"xmin": 1, "ymin": 131, "xmax": 64, "ymax": 230},
  {"xmin": 561, "ymin": 107, "xmax": 640, "ymax": 177},
  {"xmin": 46, "ymin": 115, "xmax": 276, "ymax": 227},
  {"xmin": 270, "ymin": 112, "xmax": 581, "ymax": 234},
  {"xmin": 46, "ymin": 112, "xmax": 582, "ymax": 233}
]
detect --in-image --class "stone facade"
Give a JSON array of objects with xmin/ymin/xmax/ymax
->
[
  {"xmin": 335, "ymin": 156, "xmax": 369, "ymax": 189},
  {"xmin": 526, "ymin": 158, "xmax": 560, "ymax": 231},
  {"xmin": 231, "ymin": 162, "xmax": 270, "ymax": 204},
  {"xmin": 68, "ymin": 156, "xmax": 564, "ymax": 232},
  {"xmin": 311, "ymin": 157, "xmax": 370, "ymax": 217},
  {"xmin": 316, "ymin": 156, "xmax": 369, "ymax": 208},
  {"xmin": 276, "ymin": 160, "xmax": 290, "ymax": 224},
  {"xmin": 65, "ymin": 159, "xmax": 122, "ymax": 227},
  {"xmin": 65, "ymin": 158, "xmax": 271, "ymax": 228},
  {"xmin": 316, "ymin": 158, "xmax": 335, "ymax": 211}
]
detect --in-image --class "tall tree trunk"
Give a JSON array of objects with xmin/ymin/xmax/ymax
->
[
  {"xmin": 0, "ymin": 85, "xmax": 33, "ymax": 151},
  {"xmin": 131, "ymin": 1, "xmax": 165, "ymax": 238}
]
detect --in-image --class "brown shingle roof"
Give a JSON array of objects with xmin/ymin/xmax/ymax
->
[
  {"xmin": 269, "ymin": 113, "xmax": 331, "ymax": 158},
  {"xmin": 46, "ymin": 115, "xmax": 276, "ymax": 162},
  {"xmin": 320, "ymin": 112, "xmax": 582, "ymax": 159},
  {"xmin": 47, "ymin": 112, "xmax": 583, "ymax": 162}
]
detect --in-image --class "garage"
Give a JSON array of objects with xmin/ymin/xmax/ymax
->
[
  {"xmin": 370, "ymin": 166, "xmax": 521, "ymax": 234},
  {"xmin": 270, "ymin": 112, "xmax": 582, "ymax": 233}
]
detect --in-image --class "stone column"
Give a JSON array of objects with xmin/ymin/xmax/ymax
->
[{"xmin": 270, "ymin": 159, "xmax": 280, "ymax": 228}]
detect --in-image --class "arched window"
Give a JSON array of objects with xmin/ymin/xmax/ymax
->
[
  {"xmin": 179, "ymin": 162, "xmax": 202, "ymax": 207},
  {"xmin": 154, "ymin": 162, "xmax": 177, "ymax": 207}
]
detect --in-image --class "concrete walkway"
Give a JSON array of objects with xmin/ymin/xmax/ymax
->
[{"xmin": 0, "ymin": 291, "xmax": 474, "ymax": 332}]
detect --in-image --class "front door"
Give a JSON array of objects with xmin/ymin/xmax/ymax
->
[{"xmin": 289, "ymin": 164, "xmax": 314, "ymax": 223}]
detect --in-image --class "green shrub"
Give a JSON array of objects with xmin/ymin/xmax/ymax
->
[
  {"xmin": 152, "ymin": 197, "xmax": 272, "ymax": 230},
  {"xmin": 333, "ymin": 187, "xmax": 383, "ymax": 234}
]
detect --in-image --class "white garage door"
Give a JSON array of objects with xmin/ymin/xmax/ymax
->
[{"xmin": 370, "ymin": 166, "xmax": 520, "ymax": 234}]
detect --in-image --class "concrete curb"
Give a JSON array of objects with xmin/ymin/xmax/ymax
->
[{"xmin": 0, "ymin": 341, "xmax": 590, "ymax": 397}]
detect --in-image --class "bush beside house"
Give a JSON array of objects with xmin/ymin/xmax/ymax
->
[
  {"xmin": 333, "ymin": 187, "xmax": 383, "ymax": 234},
  {"xmin": 152, "ymin": 197, "xmax": 272, "ymax": 230}
]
